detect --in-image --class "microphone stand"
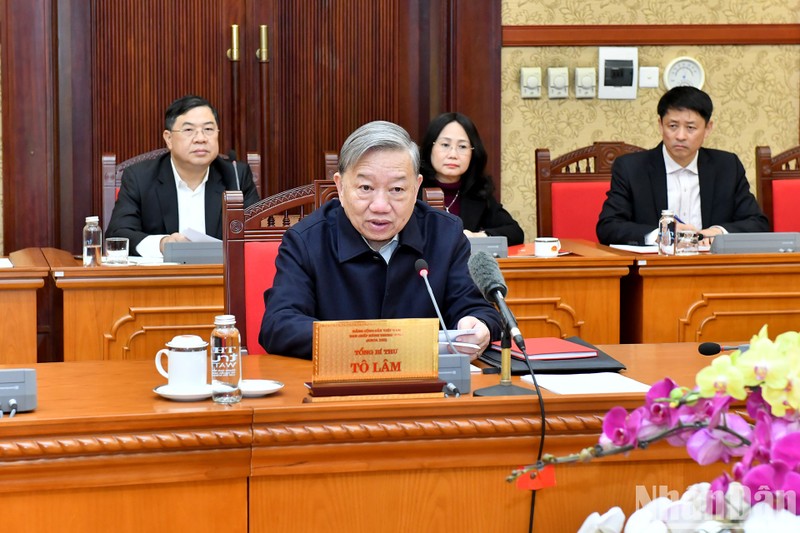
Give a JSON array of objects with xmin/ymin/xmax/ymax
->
[{"xmin": 473, "ymin": 330, "xmax": 535, "ymax": 397}]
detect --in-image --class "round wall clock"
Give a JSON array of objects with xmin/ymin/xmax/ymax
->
[{"xmin": 663, "ymin": 56, "xmax": 705, "ymax": 90}]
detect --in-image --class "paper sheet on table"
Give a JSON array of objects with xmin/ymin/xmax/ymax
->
[
  {"xmin": 127, "ymin": 256, "xmax": 169, "ymax": 265},
  {"xmin": 0, "ymin": 258, "xmax": 13, "ymax": 268},
  {"xmin": 609, "ymin": 244, "xmax": 710, "ymax": 254},
  {"xmin": 183, "ymin": 227, "xmax": 221, "ymax": 243},
  {"xmin": 609, "ymin": 244, "xmax": 659, "ymax": 254},
  {"xmin": 522, "ymin": 372, "xmax": 650, "ymax": 395}
]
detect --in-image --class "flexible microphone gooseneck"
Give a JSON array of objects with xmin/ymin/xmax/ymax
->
[
  {"xmin": 415, "ymin": 259, "xmax": 458, "ymax": 354},
  {"xmin": 468, "ymin": 251, "xmax": 545, "ymax": 533},
  {"xmin": 228, "ymin": 149, "xmax": 240, "ymax": 190},
  {"xmin": 698, "ymin": 342, "xmax": 750, "ymax": 356},
  {"xmin": 467, "ymin": 251, "xmax": 526, "ymax": 354}
]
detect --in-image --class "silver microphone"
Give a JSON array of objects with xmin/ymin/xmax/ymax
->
[{"xmin": 414, "ymin": 259, "xmax": 457, "ymax": 354}]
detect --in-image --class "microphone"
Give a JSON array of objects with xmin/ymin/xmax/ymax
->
[
  {"xmin": 228, "ymin": 149, "xmax": 240, "ymax": 190},
  {"xmin": 414, "ymin": 259, "xmax": 457, "ymax": 354},
  {"xmin": 467, "ymin": 251, "xmax": 526, "ymax": 354},
  {"xmin": 698, "ymin": 342, "xmax": 750, "ymax": 356}
]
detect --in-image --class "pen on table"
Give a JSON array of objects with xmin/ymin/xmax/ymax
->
[{"xmin": 672, "ymin": 215, "xmax": 707, "ymax": 241}]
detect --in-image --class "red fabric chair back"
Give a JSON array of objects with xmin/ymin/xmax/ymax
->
[
  {"xmin": 243, "ymin": 241, "xmax": 281, "ymax": 355},
  {"xmin": 550, "ymin": 181, "xmax": 612, "ymax": 240},
  {"xmin": 772, "ymin": 181, "xmax": 800, "ymax": 232},
  {"xmin": 536, "ymin": 142, "xmax": 645, "ymax": 242},
  {"xmin": 755, "ymin": 145, "xmax": 800, "ymax": 231}
]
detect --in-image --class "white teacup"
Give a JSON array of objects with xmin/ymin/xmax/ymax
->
[
  {"xmin": 534, "ymin": 237, "xmax": 561, "ymax": 258},
  {"xmin": 155, "ymin": 335, "xmax": 208, "ymax": 391}
]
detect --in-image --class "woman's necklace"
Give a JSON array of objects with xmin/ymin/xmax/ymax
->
[{"xmin": 445, "ymin": 190, "xmax": 460, "ymax": 213}]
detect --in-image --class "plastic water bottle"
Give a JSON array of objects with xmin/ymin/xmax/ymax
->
[
  {"xmin": 82, "ymin": 216, "xmax": 103, "ymax": 266},
  {"xmin": 657, "ymin": 209, "xmax": 676, "ymax": 256},
  {"xmin": 210, "ymin": 314, "xmax": 242, "ymax": 404}
]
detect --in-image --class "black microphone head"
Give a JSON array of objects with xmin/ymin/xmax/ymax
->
[
  {"xmin": 698, "ymin": 342, "xmax": 722, "ymax": 356},
  {"xmin": 414, "ymin": 258, "xmax": 429, "ymax": 275},
  {"xmin": 228, "ymin": 149, "xmax": 238, "ymax": 161},
  {"xmin": 467, "ymin": 251, "xmax": 508, "ymax": 300}
]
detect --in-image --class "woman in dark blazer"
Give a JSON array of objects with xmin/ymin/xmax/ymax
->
[{"xmin": 419, "ymin": 112, "xmax": 524, "ymax": 245}]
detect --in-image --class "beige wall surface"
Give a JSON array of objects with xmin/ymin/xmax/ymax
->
[
  {"xmin": 500, "ymin": 1, "xmax": 800, "ymax": 241},
  {"xmin": 502, "ymin": 0, "xmax": 800, "ymax": 25}
]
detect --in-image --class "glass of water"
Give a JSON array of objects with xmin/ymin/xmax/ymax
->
[
  {"xmin": 676, "ymin": 230, "xmax": 700, "ymax": 255},
  {"xmin": 105, "ymin": 237, "xmax": 130, "ymax": 265}
]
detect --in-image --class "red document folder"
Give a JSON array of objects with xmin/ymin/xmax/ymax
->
[{"xmin": 489, "ymin": 337, "xmax": 598, "ymax": 361}]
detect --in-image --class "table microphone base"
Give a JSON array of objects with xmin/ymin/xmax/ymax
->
[{"xmin": 473, "ymin": 383, "xmax": 536, "ymax": 397}]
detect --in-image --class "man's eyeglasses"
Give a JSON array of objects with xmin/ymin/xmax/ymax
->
[
  {"xmin": 171, "ymin": 126, "xmax": 219, "ymax": 138},
  {"xmin": 433, "ymin": 141, "xmax": 473, "ymax": 156}
]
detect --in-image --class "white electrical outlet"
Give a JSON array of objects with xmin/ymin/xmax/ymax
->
[
  {"xmin": 520, "ymin": 67, "xmax": 542, "ymax": 99},
  {"xmin": 547, "ymin": 67, "xmax": 569, "ymax": 99},
  {"xmin": 575, "ymin": 67, "xmax": 596, "ymax": 98}
]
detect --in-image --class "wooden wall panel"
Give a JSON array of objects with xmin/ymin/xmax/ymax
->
[
  {"xmin": 91, "ymin": 0, "xmax": 242, "ymax": 166},
  {"xmin": 266, "ymin": 0, "xmax": 421, "ymax": 194},
  {"xmin": 502, "ymin": 24, "xmax": 800, "ymax": 46},
  {"xmin": 2, "ymin": 0, "xmax": 56, "ymax": 253},
  {"xmin": 3, "ymin": 0, "xmax": 499, "ymax": 257}
]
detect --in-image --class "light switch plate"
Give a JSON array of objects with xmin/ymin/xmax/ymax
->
[
  {"xmin": 639, "ymin": 66, "xmax": 659, "ymax": 88},
  {"xmin": 547, "ymin": 67, "xmax": 569, "ymax": 99},
  {"xmin": 575, "ymin": 67, "xmax": 596, "ymax": 98},
  {"xmin": 520, "ymin": 67, "xmax": 542, "ymax": 99}
]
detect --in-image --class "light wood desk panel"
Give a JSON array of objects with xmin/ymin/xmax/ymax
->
[
  {"xmin": 620, "ymin": 251, "xmax": 800, "ymax": 343},
  {"xmin": 43, "ymin": 240, "xmax": 631, "ymax": 362},
  {"xmin": 1, "ymin": 344, "xmax": 723, "ymax": 533},
  {"xmin": 502, "ymin": 239, "xmax": 632, "ymax": 344},
  {"xmin": 0, "ymin": 248, "xmax": 49, "ymax": 363},
  {"xmin": 246, "ymin": 344, "xmax": 720, "ymax": 533},
  {"xmin": 43, "ymin": 248, "xmax": 223, "ymax": 361},
  {"xmin": 0, "ymin": 359, "xmax": 251, "ymax": 533}
]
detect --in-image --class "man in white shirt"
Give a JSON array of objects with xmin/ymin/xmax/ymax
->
[
  {"xmin": 596, "ymin": 86, "xmax": 769, "ymax": 245},
  {"xmin": 106, "ymin": 95, "xmax": 260, "ymax": 256}
]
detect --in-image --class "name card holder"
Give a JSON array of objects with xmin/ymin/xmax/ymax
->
[{"xmin": 306, "ymin": 319, "xmax": 444, "ymax": 402}]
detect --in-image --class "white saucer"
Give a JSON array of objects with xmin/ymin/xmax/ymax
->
[
  {"xmin": 240, "ymin": 379, "xmax": 284, "ymax": 398},
  {"xmin": 154, "ymin": 384, "xmax": 213, "ymax": 401}
]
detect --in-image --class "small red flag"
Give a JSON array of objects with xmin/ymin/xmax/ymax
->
[{"xmin": 515, "ymin": 464, "xmax": 556, "ymax": 491}]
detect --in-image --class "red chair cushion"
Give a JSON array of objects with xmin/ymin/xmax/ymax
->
[
  {"xmin": 243, "ymin": 241, "xmax": 281, "ymax": 355},
  {"xmin": 550, "ymin": 181, "xmax": 611, "ymax": 242},
  {"xmin": 772, "ymin": 181, "xmax": 800, "ymax": 232}
]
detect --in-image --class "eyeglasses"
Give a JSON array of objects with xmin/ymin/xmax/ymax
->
[
  {"xmin": 433, "ymin": 140, "xmax": 473, "ymax": 156},
  {"xmin": 170, "ymin": 126, "xmax": 219, "ymax": 138}
]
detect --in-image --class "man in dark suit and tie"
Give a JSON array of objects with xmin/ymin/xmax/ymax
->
[
  {"xmin": 106, "ymin": 95, "xmax": 260, "ymax": 256},
  {"xmin": 596, "ymin": 86, "xmax": 769, "ymax": 246}
]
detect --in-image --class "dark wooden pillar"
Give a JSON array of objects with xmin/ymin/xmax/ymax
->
[{"xmin": 2, "ymin": 0, "xmax": 58, "ymax": 253}]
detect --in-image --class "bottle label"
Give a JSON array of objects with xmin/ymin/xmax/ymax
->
[{"xmin": 211, "ymin": 347, "xmax": 239, "ymax": 378}]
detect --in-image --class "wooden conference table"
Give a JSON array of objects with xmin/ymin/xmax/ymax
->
[
  {"xmin": 42, "ymin": 247, "xmax": 224, "ymax": 362},
  {"xmin": 0, "ymin": 248, "xmax": 50, "ymax": 363},
  {"xmin": 614, "ymin": 248, "xmax": 800, "ymax": 344},
  {"xmin": 42, "ymin": 240, "xmax": 630, "ymax": 362},
  {"xmin": 0, "ymin": 343, "xmax": 721, "ymax": 533}
]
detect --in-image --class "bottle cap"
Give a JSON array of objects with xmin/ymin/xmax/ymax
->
[
  {"xmin": 660, "ymin": 210, "xmax": 674, "ymax": 216},
  {"xmin": 85, "ymin": 215, "xmax": 99, "ymax": 223},
  {"xmin": 214, "ymin": 314, "xmax": 237, "ymax": 326}
]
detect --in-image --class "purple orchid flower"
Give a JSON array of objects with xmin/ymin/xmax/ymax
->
[
  {"xmin": 743, "ymin": 460, "xmax": 800, "ymax": 513},
  {"xmin": 602, "ymin": 406, "xmax": 645, "ymax": 447},
  {"xmin": 686, "ymin": 413, "xmax": 751, "ymax": 465}
]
